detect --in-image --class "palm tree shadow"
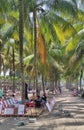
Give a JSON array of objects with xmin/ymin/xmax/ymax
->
[{"xmin": 60, "ymin": 121, "xmax": 84, "ymax": 126}]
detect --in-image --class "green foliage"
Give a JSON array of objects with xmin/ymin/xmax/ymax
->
[{"xmin": 0, "ymin": 0, "xmax": 84, "ymax": 84}]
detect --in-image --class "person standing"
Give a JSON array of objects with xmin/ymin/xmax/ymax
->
[
  {"xmin": 25, "ymin": 83, "xmax": 29, "ymax": 100},
  {"xmin": 0, "ymin": 88, "xmax": 3, "ymax": 98},
  {"xmin": 59, "ymin": 87, "xmax": 61, "ymax": 94}
]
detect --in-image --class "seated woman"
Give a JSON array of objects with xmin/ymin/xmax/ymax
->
[
  {"xmin": 71, "ymin": 88, "xmax": 78, "ymax": 96},
  {"xmin": 30, "ymin": 92, "xmax": 36, "ymax": 101},
  {"xmin": 26, "ymin": 93, "xmax": 36, "ymax": 107}
]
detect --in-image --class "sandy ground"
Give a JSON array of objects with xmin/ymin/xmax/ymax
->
[{"xmin": 0, "ymin": 89, "xmax": 84, "ymax": 130}]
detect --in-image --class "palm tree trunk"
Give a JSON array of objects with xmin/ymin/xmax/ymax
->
[
  {"xmin": 79, "ymin": 69, "xmax": 83, "ymax": 91},
  {"xmin": 0, "ymin": 54, "xmax": 2, "ymax": 74},
  {"xmin": 12, "ymin": 46, "xmax": 15, "ymax": 93},
  {"xmin": 42, "ymin": 74, "xmax": 45, "ymax": 94},
  {"xmin": 33, "ymin": 10, "xmax": 38, "ymax": 96},
  {"xmin": 2, "ymin": 59, "xmax": 6, "ymax": 97},
  {"xmin": 19, "ymin": 0, "xmax": 25, "ymax": 103}
]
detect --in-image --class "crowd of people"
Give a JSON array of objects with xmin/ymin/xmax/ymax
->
[
  {"xmin": 26, "ymin": 92, "xmax": 47, "ymax": 108},
  {"xmin": 24, "ymin": 83, "xmax": 47, "ymax": 108}
]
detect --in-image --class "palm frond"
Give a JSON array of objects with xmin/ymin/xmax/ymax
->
[
  {"xmin": 37, "ymin": 23, "xmax": 46, "ymax": 64},
  {"xmin": 78, "ymin": 10, "xmax": 84, "ymax": 22},
  {"xmin": 47, "ymin": 54, "xmax": 63, "ymax": 72},
  {"xmin": 46, "ymin": 0, "xmax": 78, "ymax": 18},
  {"xmin": 66, "ymin": 28, "xmax": 84, "ymax": 52},
  {"xmin": 24, "ymin": 54, "xmax": 34, "ymax": 65}
]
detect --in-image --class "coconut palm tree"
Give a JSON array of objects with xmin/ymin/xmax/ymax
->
[
  {"xmin": 22, "ymin": 0, "xmax": 82, "ymax": 93},
  {"xmin": 1, "ymin": 0, "xmax": 84, "ymax": 96},
  {"xmin": 18, "ymin": 0, "xmax": 25, "ymax": 103}
]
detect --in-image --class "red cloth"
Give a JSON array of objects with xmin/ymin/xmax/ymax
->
[{"xmin": 28, "ymin": 101, "xmax": 35, "ymax": 107}]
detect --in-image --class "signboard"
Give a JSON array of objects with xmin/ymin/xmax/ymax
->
[
  {"xmin": 0, "ymin": 104, "xmax": 2, "ymax": 114},
  {"xmin": 18, "ymin": 105, "xmax": 25, "ymax": 115},
  {"xmin": 46, "ymin": 97, "xmax": 56, "ymax": 112},
  {"xmin": 3, "ymin": 100, "xmax": 8, "ymax": 107},
  {"xmin": 11, "ymin": 97, "xmax": 16, "ymax": 104},
  {"xmin": 9, "ymin": 99, "xmax": 14, "ymax": 104},
  {"xmin": 4, "ymin": 108, "xmax": 14, "ymax": 115},
  {"xmin": 6, "ymin": 100, "xmax": 11, "ymax": 105},
  {"xmin": 46, "ymin": 102, "xmax": 52, "ymax": 112}
]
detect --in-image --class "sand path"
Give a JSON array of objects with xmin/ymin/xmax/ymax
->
[{"xmin": 0, "ymin": 89, "xmax": 84, "ymax": 130}]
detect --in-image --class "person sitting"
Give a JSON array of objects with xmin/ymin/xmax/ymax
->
[
  {"xmin": 41, "ymin": 93, "xmax": 47, "ymax": 104},
  {"xmin": 30, "ymin": 92, "xmax": 36, "ymax": 101},
  {"xmin": 81, "ymin": 89, "xmax": 84, "ymax": 98},
  {"xmin": 25, "ymin": 83, "xmax": 29, "ymax": 101},
  {"xmin": 35, "ymin": 95, "xmax": 42, "ymax": 108}
]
